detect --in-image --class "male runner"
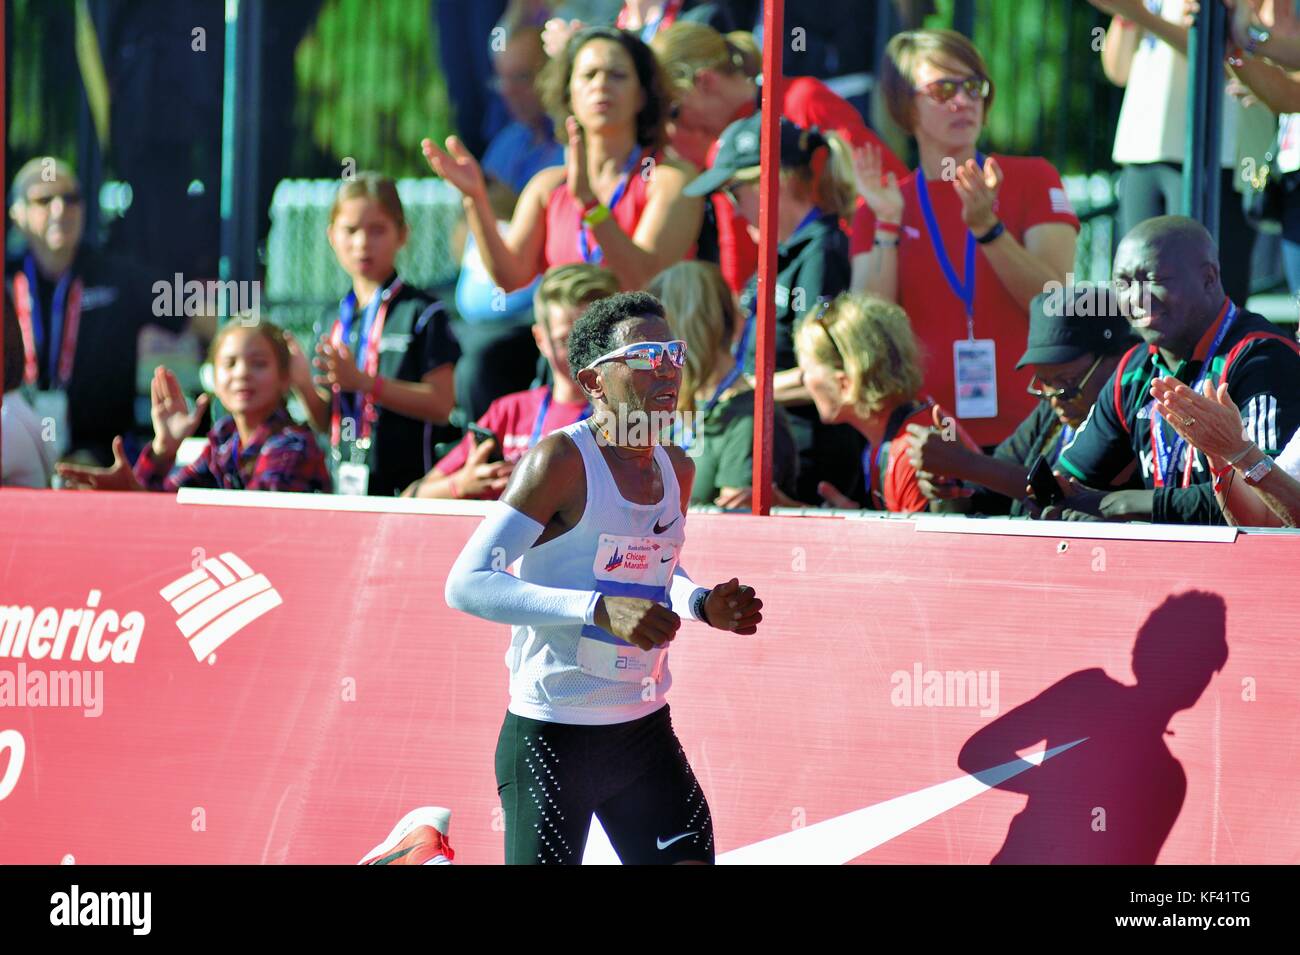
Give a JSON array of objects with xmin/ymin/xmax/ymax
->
[{"xmin": 445, "ymin": 291, "xmax": 763, "ymax": 865}]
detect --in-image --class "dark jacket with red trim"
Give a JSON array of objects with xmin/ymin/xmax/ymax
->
[{"xmin": 1057, "ymin": 306, "xmax": 1300, "ymax": 525}]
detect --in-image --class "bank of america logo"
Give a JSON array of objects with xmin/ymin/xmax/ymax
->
[{"xmin": 159, "ymin": 553, "xmax": 282, "ymax": 662}]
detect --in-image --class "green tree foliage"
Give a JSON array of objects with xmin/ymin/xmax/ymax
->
[{"xmin": 292, "ymin": 0, "xmax": 453, "ymax": 177}]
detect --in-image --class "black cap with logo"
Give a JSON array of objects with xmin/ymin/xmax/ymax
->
[
  {"xmin": 1017, "ymin": 283, "xmax": 1139, "ymax": 369},
  {"xmin": 684, "ymin": 113, "xmax": 828, "ymax": 198}
]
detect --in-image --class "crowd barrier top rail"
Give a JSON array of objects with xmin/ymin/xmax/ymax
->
[{"xmin": 158, "ymin": 487, "xmax": 1273, "ymax": 545}]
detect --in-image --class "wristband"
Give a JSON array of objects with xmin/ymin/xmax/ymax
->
[
  {"xmin": 975, "ymin": 220, "xmax": 1005, "ymax": 244},
  {"xmin": 692, "ymin": 587, "xmax": 711, "ymax": 624},
  {"xmin": 449, "ymin": 474, "xmax": 463, "ymax": 499},
  {"xmin": 875, "ymin": 221, "xmax": 901, "ymax": 235},
  {"xmin": 1115, "ymin": 16, "xmax": 1136, "ymax": 30},
  {"xmin": 583, "ymin": 202, "xmax": 612, "ymax": 228},
  {"xmin": 371, "ymin": 374, "xmax": 385, "ymax": 400}
]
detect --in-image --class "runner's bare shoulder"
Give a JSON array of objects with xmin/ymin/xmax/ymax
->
[{"xmin": 500, "ymin": 429, "xmax": 587, "ymax": 526}]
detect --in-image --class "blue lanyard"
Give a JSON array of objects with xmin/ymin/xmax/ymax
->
[
  {"xmin": 22, "ymin": 255, "xmax": 73, "ymax": 384},
  {"xmin": 528, "ymin": 387, "xmax": 592, "ymax": 450},
  {"xmin": 862, "ymin": 400, "xmax": 929, "ymax": 507},
  {"xmin": 1050, "ymin": 423, "xmax": 1075, "ymax": 463},
  {"xmin": 578, "ymin": 147, "xmax": 643, "ymax": 265},
  {"xmin": 733, "ymin": 209, "xmax": 824, "ymax": 364},
  {"xmin": 915, "ymin": 153, "xmax": 984, "ymax": 339},
  {"xmin": 1150, "ymin": 301, "xmax": 1238, "ymax": 487},
  {"xmin": 337, "ymin": 283, "xmax": 386, "ymax": 423},
  {"xmin": 861, "ymin": 441, "xmax": 892, "ymax": 508}
]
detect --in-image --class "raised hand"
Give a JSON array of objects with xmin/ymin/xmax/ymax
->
[
  {"xmin": 421, "ymin": 136, "xmax": 488, "ymax": 202},
  {"xmin": 954, "ymin": 155, "xmax": 1003, "ymax": 234},
  {"xmin": 286, "ymin": 334, "xmax": 316, "ymax": 395},
  {"xmin": 1149, "ymin": 376, "xmax": 1248, "ymax": 468},
  {"xmin": 566, "ymin": 116, "xmax": 596, "ymax": 206},
  {"xmin": 56, "ymin": 436, "xmax": 146, "ymax": 492},
  {"xmin": 852, "ymin": 142, "xmax": 905, "ymax": 224},
  {"xmin": 702, "ymin": 577, "xmax": 763, "ymax": 634},
  {"xmin": 314, "ymin": 339, "xmax": 373, "ymax": 394},
  {"xmin": 151, "ymin": 366, "xmax": 209, "ymax": 459}
]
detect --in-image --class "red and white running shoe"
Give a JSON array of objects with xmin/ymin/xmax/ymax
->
[{"xmin": 359, "ymin": 807, "xmax": 454, "ymax": 865}]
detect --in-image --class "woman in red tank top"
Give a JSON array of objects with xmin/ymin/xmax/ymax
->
[
  {"xmin": 422, "ymin": 26, "xmax": 703, "ymax": 292},
  {"xmin": 650, "ymin": 22, "xmax": 908, "ymax": 292}
]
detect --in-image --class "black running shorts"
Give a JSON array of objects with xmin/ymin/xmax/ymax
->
[{"xmin": 495, "ymin": 704, "xmax": 715, "ymax": 865}]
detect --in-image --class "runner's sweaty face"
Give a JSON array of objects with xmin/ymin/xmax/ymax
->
[{"xmin": 588, "ymin": 316, "xmax": 682, "ymax": 428}]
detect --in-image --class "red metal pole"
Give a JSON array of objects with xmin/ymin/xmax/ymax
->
[
  {"xmin": 1, "ymin": 0, "xmax": 7, "ymax": 486},
  {"xmin": 752, "ymin": 0, "xmax": 783, "ymax": 515}
]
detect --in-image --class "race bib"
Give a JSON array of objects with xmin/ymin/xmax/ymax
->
[
  {"xmin": 954, "ymin": 339, "xmax": 998, "ymax": 420},
  {"xmin": 31, "ymin": 389, "xmax": 70, "ymax": 458},
  {"xmin": 576, "ymin": 531, "xmax": 680, "ymax": 683}
]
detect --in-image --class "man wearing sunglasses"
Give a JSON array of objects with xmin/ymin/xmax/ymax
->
[
  {"xmin": 6, "ymin": 157, "xmax": 184, "ymax": 469},
  {"xmin": 445, "ymin": 290, "xmax": 763, "ymax": 865},
  {"xmin": 904, "ymin": 284, "xmax": 1141, "ymax": 516}
]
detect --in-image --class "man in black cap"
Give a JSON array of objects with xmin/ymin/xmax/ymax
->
[
  {"xmin": 1052, "ymin": 216, "xmax": 1300, "ymax": 524},
  {"xmin": 685, "ymin": 112, "xmax": 859, "ymax": 505},
  {"xmin": 905, "ymin": 282, "xmax": 1141, "ymax": 516}
]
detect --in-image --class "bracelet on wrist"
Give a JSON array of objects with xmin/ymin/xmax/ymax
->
[
  {"xmin": 1227, "ymin": 442, "xmax": 1257, "ymax": 466},
  {"xmin": 875, "ymin": 221, "xmax": 901, "ymax": 235},
  {"xmin": 874, "ymin": 236, "xmax": 901, "ymax": 249},
  {"xmin": 450, "ymin": 474, "xmax": 463, "ymax": 499},
  {"xmin": 371, "ymin": 375, "xmax": 385, "ymax": 400},
  {"xmin": 975, "ymin": 220, "xmax": 1005, "ymax": 244},
  {"xmin": 583, "ymin": 202, "xmax": 612, "ymax": 228}
]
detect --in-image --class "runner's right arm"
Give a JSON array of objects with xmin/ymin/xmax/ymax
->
[{"xmin": 443, "ymin": 432, "xmax": 680, "ymax": 650}]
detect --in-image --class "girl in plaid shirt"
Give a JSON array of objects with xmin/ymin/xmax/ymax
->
[{"xmin": 57, "ymin": 321, "xmax": 330, "ymax": 493}]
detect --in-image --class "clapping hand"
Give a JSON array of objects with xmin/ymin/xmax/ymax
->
[{"xmin": 954, "ymin": 156, "xmax": 1003, "ymax": 234}]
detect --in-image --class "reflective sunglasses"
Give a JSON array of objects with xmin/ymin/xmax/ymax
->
[
  {"xmin": 1026, "ymin": 354, "xmax": 1104, "ymax": 402},
  {"xmin": 584, "ymin": 339, "xmax": 687, "ymax": 371},
  {"xmin": 29, "ymin": 191, "xmax": 83, "ymax": 208},
  {"xmin": 916, "ymin": 75, "xmax": 990, "ymax": 106}
]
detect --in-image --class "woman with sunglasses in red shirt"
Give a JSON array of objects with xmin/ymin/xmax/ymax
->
[{"xmin": 850, "ymin": 29, "xmax": 1080, "ymax": 451}]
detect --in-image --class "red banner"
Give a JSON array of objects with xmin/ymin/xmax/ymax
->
[{"xmin": 1, "ymin": 489, "xmax": 1297, "ymax": 864}]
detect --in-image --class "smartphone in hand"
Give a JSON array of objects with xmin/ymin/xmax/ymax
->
[
  {"xmin": 1027, "ymin": 454, "xmax": 1065, "ymax": 509},
  {"xmin": 467, "ymin": 423, "xmax": 505, "ymax": 463}
]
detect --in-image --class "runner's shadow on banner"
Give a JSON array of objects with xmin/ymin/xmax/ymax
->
[{"xmin": 957, "ymin": 590, "xmax": 1228, "ymax": 864}]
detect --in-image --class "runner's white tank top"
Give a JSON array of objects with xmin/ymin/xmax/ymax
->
[{"xmin": 506, "ymin": 419, "xmax": 686, "ymax": 725}]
